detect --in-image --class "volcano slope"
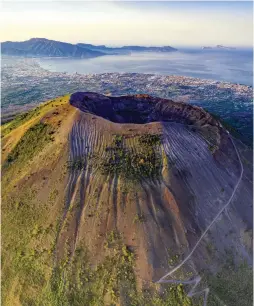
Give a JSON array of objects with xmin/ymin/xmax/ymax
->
[{"xmin": 2, "ymin": 93, "xmax": 253, "ymax": 306}]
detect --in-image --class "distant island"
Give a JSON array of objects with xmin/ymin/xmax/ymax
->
[
  {"xmin": 1, "ymin": 38, "xmax": 178, "ymax": 58},
  {"xmin": 202, "ymin": 45, "xmax": 236, "ymax": 50}
]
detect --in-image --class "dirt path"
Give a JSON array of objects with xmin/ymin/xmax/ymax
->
[{"xmin": 156, "ymin": 134, "xmax": 244, "ymax": 306}]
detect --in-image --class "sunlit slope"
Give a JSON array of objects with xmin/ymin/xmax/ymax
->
[
  {"xmin": 1, "ymin": 93, "xmax": 252, "ymax": 306},
  {"xmin": 1, "ymin": 95, "xmax": 78, "ymax": 305}
]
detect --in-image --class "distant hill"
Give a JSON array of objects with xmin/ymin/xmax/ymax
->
[
  {"xmin": 1, "ymin": 38, "xmax": 177, "ymax": 58},
  {"xmin": 1, "ymin": 38, "xmax": 106, "ymax": 58},
  {"xmin": 77, "ymin": 43, "xmax": 178, "ymax": 54}
]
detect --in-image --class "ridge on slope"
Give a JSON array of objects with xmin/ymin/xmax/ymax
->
[{"xmin": 1, "ymin": 92, "xmax": 252, "ymax": 306}]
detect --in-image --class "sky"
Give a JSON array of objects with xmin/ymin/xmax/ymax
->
[{"xmin": 0, "ymin": 1, "xmax": 253, "ymax": 47}]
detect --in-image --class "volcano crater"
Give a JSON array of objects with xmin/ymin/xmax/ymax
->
[{"xmin": 70, "ymin": 92, "xmax": 220, "ymax": 127}]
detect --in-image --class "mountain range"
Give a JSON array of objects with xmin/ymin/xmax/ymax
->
[{"xmin": 1, "ymin": 38, "xmax": 178, "ymax": 58}]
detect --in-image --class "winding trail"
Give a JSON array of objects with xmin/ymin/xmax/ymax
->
[{"xmin": 156, "ymin": 135, "xmax": 244, "ymax": 306}]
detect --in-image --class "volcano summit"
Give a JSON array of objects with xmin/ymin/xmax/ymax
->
[{"xmin": 2, "ymin": 93, "xmax": 252, "ymax": 306}]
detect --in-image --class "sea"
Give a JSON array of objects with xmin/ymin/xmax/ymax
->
[
  {"xmin": 2, "ymin": 48, "xmax": 253, "ymax": 145},
  {"xmin": 37, "ymin": 48, "xmax": 253, "ymax": 86}
]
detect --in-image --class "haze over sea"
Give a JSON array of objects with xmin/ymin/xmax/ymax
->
[{"xmin": 38, "ymin": 48, "xmax": 253, "ymax": 86}]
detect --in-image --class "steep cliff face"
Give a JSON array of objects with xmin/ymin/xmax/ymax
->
[{"xmin": 2, "ymin": 93, "xmax": 252, "ymax": 306}]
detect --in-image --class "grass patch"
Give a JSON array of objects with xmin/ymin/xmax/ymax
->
[
  {"xmin": 38, "ymin": 232, "xmax": 137, "ymax": 306},
  {"xmin": 133, "ymin": 213, "xmax": 146, "ymax": 224},
  {"xmin": 67, "ymin": 157, "xmax": 86, "ymax": 171},
  {"xmin": 99, "ymin": 133, "xmax": 163, "ymax": 182},
  {"xmin": 1, "ymin": 94, "xmax": 69, "ymax": 138},
  {"xmin": 2, "ymin": 189, "xmax": 57, "ymax": 305},
  {"xmin": 168, "ymin": 253, "xmax": 181, "ymax": 266},
  {"xmin": 206, "ymin": 261, "xmax": 252, "ymax": 306},
  {"xmin": 37, "ymin": 232, "xmax": 197, "ymax": 306},
  {"xmin": 5, "ymin": 122, "xmax": 54, "ymax": 166},
  {"xmin": 1, "ymin": 109, "xmax": 42, "ymax": 137}
]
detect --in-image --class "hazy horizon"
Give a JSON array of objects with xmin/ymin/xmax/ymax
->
[
  {"xmin": 1, "ymin": 36, "xmax": 253, "ymax": 50},
  {"xmin": 0, "ymin": 1, "xmax": 253, "ymax": 48}
]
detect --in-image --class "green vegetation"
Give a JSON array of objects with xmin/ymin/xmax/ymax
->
[
  {"xmin": 209, "ymin": 112, "xmax": 238, "ymax": 134},
  {"xmin": 67, "ymin": 157, "xmax": 86, "ymax": 171},
  {"xmin": 205, "ymin": 242, "xmax": 215, "ymax": 256},
  {"xmin": 206, "ymin": 261, "xmax": 252, "ymax": 306},
  {"xmin": 112, "ymin": 134, "xmax": 124, "ymax": 147},
  {"xmin": 36, "ymin": 231, "xmax": 196, "ymax": 306},
  {"xmin": 100, "ymin": 133, "xmax": 163, "ymax": 182},
  {"xmin": 1, "ymin": 108, "xmax": 41, "ymax": 137},
  {"xmin": 5, "ymin": 122, "xmax": 54, "ymax": 166},
  {"xmin": 168, "ymin": 254, "xmax": 181, "ymax": 266},
  {"xmin": 133, "ymin": 213, "xmax": 146, "ymax": 224},
  {"xmin": 3, "ymin": 188, "xmax": 197, "ymax": 306},
  {"xmin": 1, "ymin": 94, "xmax": 69, "ymax": 138},
  {"xmin": 2, "ymin": 188, "xmax": 57, "ymax": 305},
  {"xmin": 138, "ymin": 134, "xmax": 161, "ymax": 146},
  {"xmin": 207, "ymin": 143, "xmax": 218, "ymax": 154},
  {"xmin": 1, "ymin": 102, "xmax": 68, "ymax": 305},
  {"xmin": 204, "ymin": 108, "xmax": 244, "ymax": 142}
]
